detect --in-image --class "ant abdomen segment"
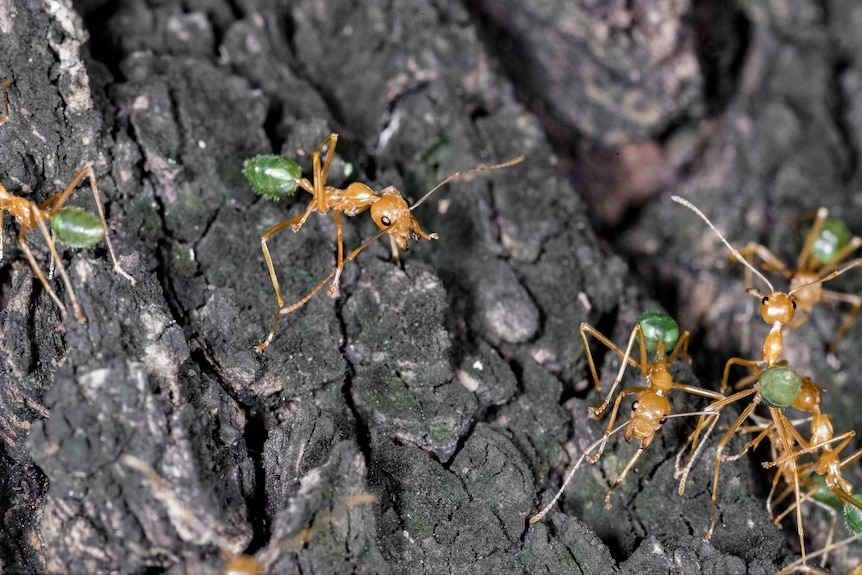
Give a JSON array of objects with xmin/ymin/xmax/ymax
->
[
  {"xmin": 758, "ymin": 366, "xmax": 803, "ymax": 409},
  {"xmin": 51, "ymin": 206, "xmax": 106, "ymax": 248},
  {"xmin": 243, "ymin": 155, "xmax": 303, "ymax": 200}
]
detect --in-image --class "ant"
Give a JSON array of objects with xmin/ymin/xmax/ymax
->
[
  {"xmin": 529, "ymin": 312, "xmax": 723, "ymax": 521},
  {"xmin": 762, "ymin": 379, "xmax": 862, "ymax": 569},
  {"xmin": 669, "ymin": 196, "xmax": 862, "ymax": 567},
  {"xmin": 736, "ymin": 207, "xmax": 862, "ymax": 354},
  {"xmin": 244, "ymin": 133, "xmax": 524, "ymax": 352},
  {"xmin": 671, "ymin": 196, "xmax": 862, "ymax": 379},
  {"xmin": 773, "ymin": 493, "xmax": 862, "ymax": 575},
  {"xmin": 0, "ymin": 166, "xmax": 136, "ymax": 325},
  {"xmin": 1, "ymin": 77, "xmax": 135, "ymax": 325},
  {"xmin": 122, "ymin": 455, "xmax": 377, "ymax": 575},
  {"xmin": 721, "ymin": 377, "xmax": 859, "ymax": 571}
]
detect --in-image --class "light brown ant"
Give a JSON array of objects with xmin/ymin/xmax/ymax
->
[
  {"xmin": 247, "ymin": 133, "xmax": 523, "ymax": 352},
  {"xmin": 0, "ymin": 165, "xmax": 136, "ymax": 326},
  {"xmin": 737, "ymin": 208, "xmax": 862, "ymax": 354},
  {"xmin": 529, "ymin": 313, "xmax": 723, "ymax": 521}
]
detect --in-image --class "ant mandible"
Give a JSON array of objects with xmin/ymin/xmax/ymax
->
[{"xmin": 244, "ymin": 133, "xmax": 524, "ymax": 352}]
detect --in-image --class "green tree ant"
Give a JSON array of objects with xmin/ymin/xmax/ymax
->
[
  {"xmin": 244, "ymin": 133, "xmax": 524, "ymax": 352},
  {"xmin": 671, "ymin": 195, "xmax": 862, "ymax": 374},
  {"xmin": 721, "ymin": 376, "xmax": 862, "ymax": 571},
  {"xmin": 763, "ymin": 379, "xmax": 862, "ymax": 568},
  {"xmin": 669, "ymin": 197, "xmax": 830, "ymax": 566},
  {"xmin": 529, "ymin": 312, "xmax": 723, "ymax": 521},
  {"xmin": 0, "ymin": 164, "xmax": 136, "ymax": 326},
  {"xmin": 773, "ymin": 490, "xmax": 862, "ymax": 575},
  {"xmin": 737, "ymin": 208, "xmax": 862, "ymax": 354}
]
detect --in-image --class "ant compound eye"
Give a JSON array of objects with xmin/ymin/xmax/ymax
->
[
  {"xmin": 791, "ymin": 300, "xmax": 797, "ymax": 310},
  {"xmin": 761, "ymin": 296, "xmax": 769, "ymax": 306},
  {"xmin": 631, "ymin": 401, "xmax": 638, "ymax": 412},
  {"xmin": 381, "ymin": 216, "xmax": 391, "ymax": 226},
  {"xmin": 659, "ymin": 416, "xmax": 668, "ymax": 425}
]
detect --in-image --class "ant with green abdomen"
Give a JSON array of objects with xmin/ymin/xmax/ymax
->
[
  {"xmin": 244, "ymin": 132, "xmax": 524, "ymax": 352},
  {"xmin": 529, "ymin": 312, "xmax": 724, "ymax": 521},
  {"xmin": 0, "ymin": 164, "xmax": 136, "ymax": 326},
  {"xmin": 736, "ymin": 207, "xmax": 862, "ymax": 354},
  {"xmin": 1, "ymin": 77, "xmax": 135, "ymax": 325},
  {"xmin": 669, "ymin": 196, "xmax": 862, "ymax": 569}
]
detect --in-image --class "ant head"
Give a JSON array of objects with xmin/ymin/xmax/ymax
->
[
  {"xmin": 370, "ymin": 194, "xmax": 413, "ymax": 250},
  {"xmin": 629, "ymin": 391, "xmax": 671, "ymax": 445},
  {"xmin": 791, "ymin": 377, "xmax": 823, "ymax": 413},
  {"xmin": 747, "ymin": 287, "xmax": 796, "ymax": 326}
]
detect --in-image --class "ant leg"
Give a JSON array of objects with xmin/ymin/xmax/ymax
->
[
  {"xmin": 18, "ymin": 212, "xmax": 86, "ymax": 325},
  {"xmin": 706, "ymin": 400, "xmax": 759, "ymax": 538},
  {"xmin": 796, "ymin": 208, "xmax": 828, "ymax": 272},
  {"xmin": 44, "ymin": 165, "xmax": 136, "ymax": 285},
  {"xmin": 737, "ymin": 243, "xmax": 793, "ymax": 278},
  {"xmin": 588, "ymin": 386, "xmax": 647, "ymax": 463},
  {"xmin": 820, "ymin": 289, "xmax": 861, "ymax": 354},
  {"xmin": 0, "ymin": 78, "xmax": 12, "ymax": 126},
  {"xmin": 666, "ymin": 330, "xmax": 691, "ymax": 363},
  {"xmin": 313, "ymin": 133, "xmax": 338, "ymax": 186},
  {"xmin": 604, "ymin": 447, "xmax": 645, "ymax": 508},
  {"xmin": 580, "ymin": 323, "xmax": 641, "ymax": 409},
  {"xmin": 260, "ymin": 225, "xmax": 393, "ymax": 352},
  {"xmin": 770, "ymin": 407, "xmax": 809, "ymax": 569},
  {"xmin": 817, "ymin": 235, "xmax": 862, "ymax": 276},
  {"xmin": 721, "ymin": 356, "xmax": 761, "ymax": 394},
  {"xmin": 327, "ymin": 210, "xmax": 345, "ymax": 297},
  {"xmin": 675, "ymin": 411, "xmax": 719, "ymax": 491},
  {"xmin": 18, "ymin": 230, "xmax": 68, "ymax": 325},
  {"xmin": 529, "ymin": 421, "xmax": 629, "ymax": 523},
  {"xmin": 256, "ymin": 211, "xmax": 311, "ymax": 352}
]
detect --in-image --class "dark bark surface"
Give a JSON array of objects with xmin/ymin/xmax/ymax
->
[{"xmin": 1, "ymin": 0, "xmax": 861, "ymax": 573}]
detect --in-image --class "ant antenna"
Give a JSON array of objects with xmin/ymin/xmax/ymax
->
[
  {"xmin": 410, "ymin": 155, "xmax": 524, "ymax": 211},
  {"xmin": 530, "ymin": 410, "xmax": 714, "ymax": 523},
  {"xmin": 671, "ymin": 195, "xmax": 774, "ymax": 293},
  {"xmin": 788, "ymin": 256, "xmax": 862, "ymax": 297}
]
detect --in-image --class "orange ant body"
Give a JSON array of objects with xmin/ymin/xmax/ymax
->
[
  {"xmin": 764, "ymin": 379, "xmax": 862, "ymax": 556},
  {"xmin": 245, "ymin": 133, "xmax": 523, "ymax": 352},
  {"xmin": 671, "ymin": 195, "xmax": 862, "ymax": 570},
  {"xmin": 529, "ymin": 312, "xmax": 723, "ymax": 521},
  {"xmin": 1, "ymin": 77, "xmax": 135, "ymax": 324}
]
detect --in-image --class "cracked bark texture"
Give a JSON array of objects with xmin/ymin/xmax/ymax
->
[{"xmin": 0, "ymin": 0, "xmax": 860, "ymax": 574}]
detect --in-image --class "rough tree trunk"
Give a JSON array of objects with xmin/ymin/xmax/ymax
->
[{"xmin": 1, "ymin": 0, "xmax": 861, "ymax": 574}]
